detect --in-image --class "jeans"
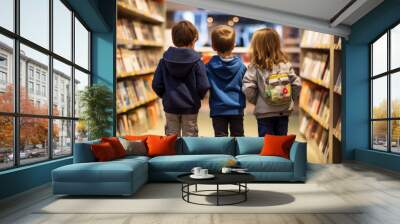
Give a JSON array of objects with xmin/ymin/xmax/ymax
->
[
  {"xmin": 212, "ymin": 115, "xmax": 244, "ymax": 137},
  {"xmin": 257, "ymin": 116, "xmax": 289, "ymax": 137},
  {"xmin": 165, "ymin": 113, "xmax": 198, "ymax": 137}
]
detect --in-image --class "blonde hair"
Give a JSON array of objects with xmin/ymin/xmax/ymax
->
[
  {"xmin": 249, "ymin": 28, "xmax": 287, "ymax": 71},
  {"xmin": 211, "ymin": 25, "xmax": 235, "ymax": 53}
]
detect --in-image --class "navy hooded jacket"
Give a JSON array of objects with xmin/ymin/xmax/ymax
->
[
  {"xmin": 206, "ymin": 55, "xmax": 247, "ymax": 117},
  {"xmin": 152, "ymin": 47, "xmax": 210, "ymax": 114}
]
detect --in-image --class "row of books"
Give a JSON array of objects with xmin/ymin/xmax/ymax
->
[
  {"xmin": 300, "ymin": 30, "xmax": 332, "ymax": 48},
  {"xmin": 117, "ymin": 48, "xmax": 162, "ymax": 77},
  {"xmin": 116, "ymin": 100, "xmax": 163, "ymax": 136},
  {"xmin": 299, "ymin": 116, "xmax": 329, "ymax": 160},
  {"xmin": 116, "ymin": 75, "xmax": 157, "ymax": 112},
  {"xmin": 117, "ymin": 19, "xmax": 163, "ymax": 44},
  {"xmin": 334, "ymin": 71, "xmax": 342, "ymax": 94},
  {"xmin": 118, "ymin": 0, "xmax": 164, "ymax": 20},
  {"xmin": 299, "ymin": 83, "xmax": 330, "ymax": 128},
  {"xmin": 301, "ymin": 52, "xmax": 330, "ymax": 87}
]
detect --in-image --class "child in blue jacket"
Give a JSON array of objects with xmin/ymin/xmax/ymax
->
[
  {"xmin": 152, "ymin": 21, "xmax": 210, "ymax": 137},
  {"xmin": 206, "ymin": 25, "xmax": 247, "ymax": 137}
]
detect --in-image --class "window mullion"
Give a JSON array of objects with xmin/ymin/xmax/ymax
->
[
  {"xmin": 71, "ymin": 10, "xmax": 76, "ymax": 154},
  {"xmin": 388, "ymin": 30, "xmax": 391, "ymax": 152}
]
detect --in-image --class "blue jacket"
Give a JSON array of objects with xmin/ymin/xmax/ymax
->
[
  {"xmin": 206, "ymin": 55, "xmax": 247, "ymax": 117},
  {"xmin": 152, "ymin": 47, "xmax": 210, "ymax": 114}
]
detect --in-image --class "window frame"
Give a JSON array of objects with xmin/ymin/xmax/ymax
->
[
  {"xmin": 0, "ymin": 0, "xmax": 92, "ymax": 171},
  {"xmin": 370, "ymin": 21, "xmax": 400, "ymax": 154}
]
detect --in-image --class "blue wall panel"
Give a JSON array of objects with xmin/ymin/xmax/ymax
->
[
  {"xmin": 344, "ymin": 0, "xmax": 400, "ymax": 171},
  {"xmin": 0, "ymin": 0, "xmax": 116, "ymax": 200}
]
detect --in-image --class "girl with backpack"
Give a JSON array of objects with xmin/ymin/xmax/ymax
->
[{"xmin": 243, "ymin": 28, "xmax": 301, "ymax": 136}]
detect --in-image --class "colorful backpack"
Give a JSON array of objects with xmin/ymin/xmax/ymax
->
[{"xmin": 264, "ymin": 72, "xmax": 292, "ymax": 106}]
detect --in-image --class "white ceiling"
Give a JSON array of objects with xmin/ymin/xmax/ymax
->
[{"xmin": 167, "ymin": 0, "xmax": 384, "ymax": 38}]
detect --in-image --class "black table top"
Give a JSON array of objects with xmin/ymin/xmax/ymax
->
[{"xmin": 177, "ymin": 172, "xmax": 255, "ymax": 185}]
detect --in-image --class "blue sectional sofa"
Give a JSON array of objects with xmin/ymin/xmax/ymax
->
[{"xmin": 52, "ymin": 137, "xmax": 307, "ymax": 196}]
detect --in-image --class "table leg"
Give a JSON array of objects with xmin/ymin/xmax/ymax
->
[
  {"xmin": 217, "ymin": 184, "xmax": 219, "ymax": 206},
  {"xmin": 195, "ymin": 184, "xmax": 197, "ymax": 192},
  {"xmin": 245, "ymin": 183, "xmax": 247, "ymax": 201}
]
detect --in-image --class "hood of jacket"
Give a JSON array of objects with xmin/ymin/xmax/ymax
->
[
  {"xmin": 207, "ymin": 55, "xmax": 244, "ymax": 80},
  {"xmin": 163, "ymin": 47, "xmax": 201, "ymax": 78}
]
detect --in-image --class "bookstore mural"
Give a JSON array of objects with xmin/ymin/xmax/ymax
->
[{"xmin": 115, "ymin": 0, "xmax": 342, "ymax": 164}]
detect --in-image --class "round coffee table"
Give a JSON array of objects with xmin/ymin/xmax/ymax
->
[{"xmin": 177, "ymin": 173, "xmax": 255, "ymax": 206}]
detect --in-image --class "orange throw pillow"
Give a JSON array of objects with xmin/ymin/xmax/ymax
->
[
  {"xmin": 124, "ymin": 135, "xmax": 150, "ymax": 141},
  {"xmin": 146, "ymin": 135, "xmax": 177, "ymax": 157},
  {"xmin": 260, "ymin": 134, "xmax": 296, "ymax": 159},
  {"xmin": 101, "ymin": 137, "xmax": 126, "ymax": 158},
  {"xmin": 91, "ymin": 142, "xmax": 117, "ymax": 162}
]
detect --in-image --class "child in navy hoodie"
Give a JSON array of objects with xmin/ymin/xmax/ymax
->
[
  {"xmin": 152, "ymin": 21, "xmax": 210, "ymax": 137},
  {"xmin": 206, "ymin": 25, "xmax": 247, "ymax": 137}
]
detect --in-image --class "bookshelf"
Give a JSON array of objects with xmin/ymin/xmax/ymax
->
[
  {"xmin": 299, "ymin": 30, "xmax": 342, "ymax": 164},
  {"xmin": 116, "ymin": 0, "xmax": 166, "ymax": 136}
]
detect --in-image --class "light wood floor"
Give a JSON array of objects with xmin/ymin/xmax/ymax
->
[{"xmin": 1, "ymin": 162, "xmax": 400, "ymax": 224}]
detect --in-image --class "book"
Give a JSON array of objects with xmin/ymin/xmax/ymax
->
[
  {"xmin": 300, "ymin": 30, "xmax": 333, "ymax": 48},
  {"xmin": 117, "ymin": 19, "xmax": 163, "ymax": 44},
  {"xmin": 117, "ymin": 48, "xmax": 162, "ymax": 76}
]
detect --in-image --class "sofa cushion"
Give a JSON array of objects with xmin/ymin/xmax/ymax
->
[
  {"xmin": 101, "ymin": 137, "xmax": 127, "ymax": 158},
  {"xmin": 73, "ymin": 139, "xmax": 100, "ymax": 163},
  {"xmin": 236, "ymin": 137, "xmax": 263, "ymax": 155},
  {"xmin": 236, "ymin": 155, "xmax": 293, "ymax": 172},
  {"xmin": 180, "ymin": 137, "xmax": 235, "ymax": 155},
  {"xmin": 53, "ymin": 158, "xmax": 147, "ymax": 183},
  {"xmin": 149, "ymin": 154, "xmax": 235, "ymax": 172}
]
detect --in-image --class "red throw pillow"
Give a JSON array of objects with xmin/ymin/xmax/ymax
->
[
  {"xmin": 260, "ymin": 134, "xmax": 296, "ymax": 159},
  {"xmin": 146, "ymin": 135, "xmax": 177, "ymax": 157},
  {"xmin": 91, "ymin": 142, "xmax": 117, "ymax": 162},
  {"xmin": 101, "ymin": 137, "xmax": 126, "ymax": 158}
]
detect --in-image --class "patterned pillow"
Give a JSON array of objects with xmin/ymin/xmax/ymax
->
[{"xmin": 119, "ymin": 138, "xmax": 147, "ymax": 156}]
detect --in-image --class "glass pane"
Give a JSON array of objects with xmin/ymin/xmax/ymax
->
[
  {"xmin": 74, "ymin": 18, "xmax": 89, "ymax": 70},
  {"xmin": 372, "ymin": 121, "xmax": 388, "ymax": 151},
  {"xmin": 20, "ymin": 0, "xmax": 49, "ymax": 49},
  {"xmin": 391, "ymin": 72, "xmax": 400, "ymax": 118},
  {"xmin": 0, "ymin": 116, "xmax": 14, "ymax": 170},
  {"xmin": 372, "ymin": 76, "xmax": 387, "ymax": 119},
  {"xmin": 53, "ymin": 119, "xmax": 72, "ymax": 157},
  {"xmin": 75, "ymin": 120, "xmax": 88, "ymax": 143},
  {"xmin": 0, "ymin": 35, "xmax": 14, "ymax": 112},
  {"xmin": 53, "ymin": 59, "xmax": 72, "ymax": 117},
  {"xmin": 391, "ymin": 24, "xmax": 400, "ymax": 70},
  {"xmin": 0, "ymin": 0, "xmax": 14, "ymax": 31},
  {"xmin": 53, "ymin": 0, "xmax": 72, "ymax": 60},
  {"xmin": 20, "ymin": 117, "xmax": 49, "ymax": 165},
  {"xmin": 20, "ymin": 44, "xmax": 49, "ymax": 115},
  {"xmin": 74, "ymin": 69, "xmax": 89, "ymax": 118},
  {"xmin": 391, "ymin": 120, "xmax": 400, "ymax": 153},
  {"xmin": 372, "ymin": 33, "xmax": 387, "ymax": 76}
]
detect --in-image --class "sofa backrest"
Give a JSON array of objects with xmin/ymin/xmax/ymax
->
[
  {"xmin": 73, "ymin": 139, "xmax": 100, "ymax": 163},
  {"xmin": 178, "ymin": 137, "xmax": 235, "ymax": 155},
  {"xmin": 235, "ymin": 137, "xmax": 264, "ymax": 155}
]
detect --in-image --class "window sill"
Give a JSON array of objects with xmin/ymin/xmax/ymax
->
[{"xmin": 0, "ymin": 156, "xmax": 72, "ymax": 176}]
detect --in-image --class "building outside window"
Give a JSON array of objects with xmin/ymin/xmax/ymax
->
[
  {"xmin": 371, "ymin": 23, "xmax": 400, "ymax": 153},
  {"xmin": 0, "ymin": 0, "xmax": 91, "ymax": 170}
]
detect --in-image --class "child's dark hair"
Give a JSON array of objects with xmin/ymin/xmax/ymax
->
[
  {"xmin": 211, "ymin": 25, "xmax": 236, "ymax": 53},
  {"xmin": 171, "ymin": 20, "xmax": 199, "ymax": 47}
]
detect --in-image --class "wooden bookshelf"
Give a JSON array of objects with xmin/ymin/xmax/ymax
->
[
  {"xmin": 299, "ymin": 30, "xmax": 342, "ymax": 164},
  {"xmin": 116, "ymin": 0, "xmax": 166, "ymax": 136}
]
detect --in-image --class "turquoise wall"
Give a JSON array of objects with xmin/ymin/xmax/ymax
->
[
  {"xmin": 0, "ymin": 0, "xmax": 116, "ymax": 200},
  {"xmin": 343, "ymin": 0, "xmax": 400, "ymax": 171}
]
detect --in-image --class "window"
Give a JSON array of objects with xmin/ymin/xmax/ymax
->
[
  {"xmin": 371, "ymin": 23, "xmax": 400, "ymax": 153},
  {"xmin": 0, "ymin": 1, "xmax": 91, "ymax": 170},
  {"xmin": 0, "ymin": 0, "xmax": 14, "ymax": 32},
  {"xmin": 0, "ymin": 35, "xmax": 14, "ymax": 113}
]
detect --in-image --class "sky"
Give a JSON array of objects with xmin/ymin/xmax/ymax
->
[{"xmin": 0, "ymin": 0, "xmax": 89, "ymax": 71}]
